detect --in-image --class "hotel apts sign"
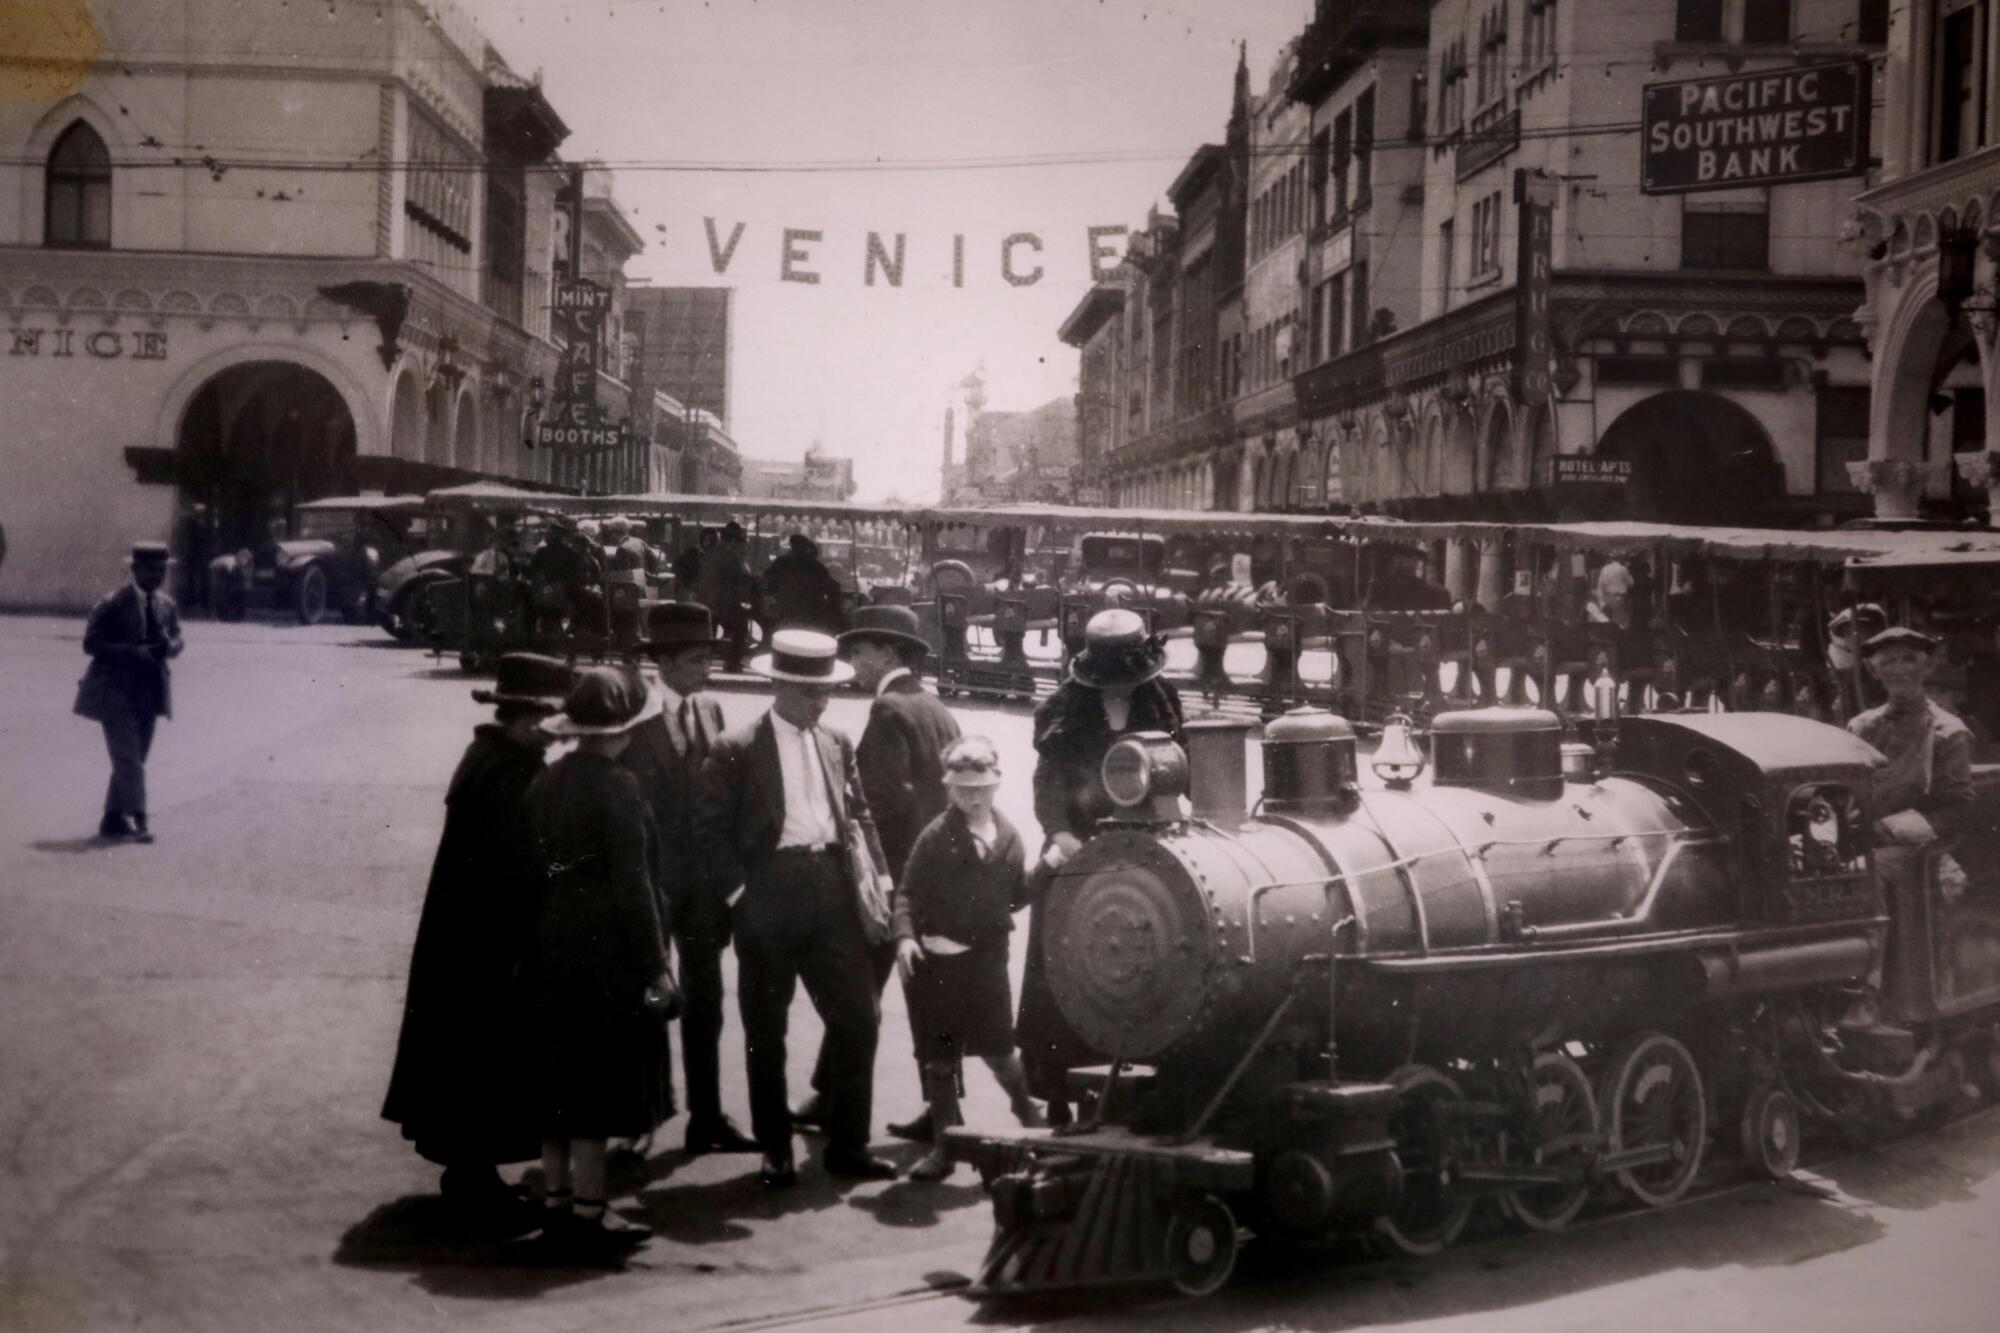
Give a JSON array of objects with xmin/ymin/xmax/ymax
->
[{"xmin": 1641, "ymin": 61, "xmax": 1868, "ymax": 194}]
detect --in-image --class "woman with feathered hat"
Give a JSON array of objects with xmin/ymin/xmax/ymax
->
[{"xmin": 1017, "ymin": 609, "xmax": 1185, "ymax": 1123}]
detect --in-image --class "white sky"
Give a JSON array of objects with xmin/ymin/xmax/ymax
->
[{"xmin": 462, "ymin": 0, "xmax": 1314, "ymax": 499}]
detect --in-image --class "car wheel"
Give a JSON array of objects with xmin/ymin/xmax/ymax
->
[
  {"xmin": 295, "ymin": 565, "xmax": 329, "ymax": 625},
  {"xmin": 407, "ymin": 581, "xmax": 442, "ymax": 644},
  {"xmin": 339, "ymin": 583, "xmax": 371, "ymax": 625}
]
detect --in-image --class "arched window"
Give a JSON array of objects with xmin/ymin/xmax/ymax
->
[{"xmin": 46, "ymin": 121, "xmax": 111, "ymax": 249}]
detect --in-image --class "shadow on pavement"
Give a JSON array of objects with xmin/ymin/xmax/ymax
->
[
  {"xmin": 28, "ymin": 835, "xmax": 125, "ymax": 855},
  {"xmin": 847, "ymin": 1176, "xmax": 987, "ymax": 1229},
  {"xmin": 629, "ymin": 1163, "xmax": 854, "ymax": 1245},
  {"xmin": 333, "ymin": 1194, "xmax": 639, "ymax": 1300}
]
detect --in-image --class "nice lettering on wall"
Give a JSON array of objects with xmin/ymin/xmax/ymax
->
[
  {"xmin": 1641, "ymin": 61, "xmax": 1868, "ymax": 195},
  {"xmin": 8, "ymin": 327, "xmax": 169, "ymax": 360},
  {"xmin": 699, "ymin": 219, "xmax": 1130, "ymax": 287}
]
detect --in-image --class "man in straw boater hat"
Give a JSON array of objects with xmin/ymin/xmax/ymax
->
[
  {"xmin": 792, "ymin": 605, "xmax": 960, "ymax": 1142},
  {"xmin": 621, "ymin": 602, "xmax": 759, "ymax": 1157},
  {"xmin": 382, "ymin": 653, "xmax": 572, "ymax": 1219},
  {"xmin": 1843, "ymin": 626, "xmax": 1977, "ymax": 1031},
  {"xmin": 524, "ymin": 666, "xmax": 681, "ymax": 1250},
  {"xmin": 74, "ymin": 541, "xmax": 184, "ymax": 843},
  {"xmin": 1019, "ymin": 608, "xmax": 1186, "ymax": 1125},
  {"xmin": 694, "ymin": 629, "xmax": 899, "ymax": 1187}
]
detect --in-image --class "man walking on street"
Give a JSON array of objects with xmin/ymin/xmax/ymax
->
[
  {"xmin": 695, "ymin": 630, "xmax": 898, "ymax": 1187},
  {"xmin": 696, "ymin": 521, "xmax": 756, "ymax": 672},
  {"xmin": 795, "ymin": 605, "xmax": 958, "ymax": 1142},
  {"xmin": 624, "ymin": 602, "xmax": 759, "ymax": 1157},
  {"xmin": 74, "ymin": 542, "xmax": 183, "ymax": 843}
]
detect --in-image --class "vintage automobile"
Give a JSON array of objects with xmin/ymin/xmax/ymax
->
[
  {"xmin": 208, "ymin": 495, "xmax": 425, "ymax": 625},
  {"xmin": 373, "ymin": 485, "xmax": 532, "ymax": 641},
  {"xmin": 1060, "ymin": 532, "xmax": 1194, "ymax": 629}
]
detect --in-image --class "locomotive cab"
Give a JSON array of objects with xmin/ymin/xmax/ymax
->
[{"xmin": 1614, "ymin": 713, "xmax": 1885, "ymax": 930}]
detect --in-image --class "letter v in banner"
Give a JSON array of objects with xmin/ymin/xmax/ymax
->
[
  {"xmin": 705, "ymin": 218, "xmax": 746, "ymax": 274},
  {"xmin": 1514, "ymin": 168, "xmax": 1557, "ymax": 407}
]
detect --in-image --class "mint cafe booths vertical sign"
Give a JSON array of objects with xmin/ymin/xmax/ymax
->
[{"xmin": 1641, "ymin": 61, "xmax": 1868, "ymax": 194}]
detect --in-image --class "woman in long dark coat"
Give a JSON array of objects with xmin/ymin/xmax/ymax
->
[
  {"xmin": 382, "ymin": 654, "xmax": 573, "ymax": 1210},
  {"xmin": 1019, "ymin": 610, "xmax": 1185, "ymax": 1123},
  {"xmin": 526, "ymin": 666, "xmax": 679, "ymax": 1246}
]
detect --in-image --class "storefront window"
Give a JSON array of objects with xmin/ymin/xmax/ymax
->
[{"xmin": 45, "ymin": 121, "xmax": 110, "ymax": 250}]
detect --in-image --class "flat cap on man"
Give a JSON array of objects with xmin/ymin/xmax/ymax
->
[{"xmin": 1862, "ymin": 626, "xmax": 1939, "ymax": 657}]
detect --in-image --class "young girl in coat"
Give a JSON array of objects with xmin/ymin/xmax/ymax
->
[{"xmin": 893, "ymin": 736, "xmax": 1045, "ymax": 1181}]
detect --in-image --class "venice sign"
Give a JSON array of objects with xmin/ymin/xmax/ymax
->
[{"xmin": 1641, "ymin": 61, "xmax": 1868, "ymax": 195}]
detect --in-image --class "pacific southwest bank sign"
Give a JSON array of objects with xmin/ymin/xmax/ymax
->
[{"xmin": 1641, "ymin": 61, "xmax": 1868, "ymax": 195}]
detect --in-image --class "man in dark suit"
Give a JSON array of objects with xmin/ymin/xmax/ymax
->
[
  {"xmin": 695, "ymin": 629, "xmax": 898, "ymax": 1187},
  {"xmin": 622, "ymin": 602, "xmax": 759, "ymax": 1157},
  {"xmin": 795, "ymin": 605, "xmax": 959, "ymax": 1141},
  {"xmin": 74, "ymin": 542, "xmax": 184, "ymax": 842}
]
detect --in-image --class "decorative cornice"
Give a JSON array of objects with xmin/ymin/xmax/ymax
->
[{"xmin": 0, "ymin": 249, "xmax": 551, "ymax": 373}]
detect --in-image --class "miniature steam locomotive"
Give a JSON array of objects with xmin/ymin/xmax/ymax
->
[{"xmin": 945, "ymin": 706, "xmax": 2000, "ymax": 1298}]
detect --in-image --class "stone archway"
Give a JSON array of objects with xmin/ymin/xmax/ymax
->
[
  {"xmin": 1596, "ymin": 390, "xmax": 1783, "ymax": 524},
  {"xmin": 173, "ymin": 361, "xmax": 358, "ymax": 596},
  {"xmin": 1442, "ymin": 406, "xmax": 1478, "ymax": 495},
  {"xmin": 1479, "ymin": 398, "xmax": 1516, "ymax": 491},
  {"xmin": 451, "ymin": 385, "xmax": 479, "ymax": 471},
  {"xmin": 390, "ymin": 368, "xmax": 425, "ymax": 462}
]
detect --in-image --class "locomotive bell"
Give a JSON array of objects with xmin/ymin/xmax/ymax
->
[
  {"xmin": 1370, "ymin": 712, "xmax": 1426, "ymax": 786},
  {"xmin": 1261, "ymin": 707, "xmax": 1359, "ymax": 816}
]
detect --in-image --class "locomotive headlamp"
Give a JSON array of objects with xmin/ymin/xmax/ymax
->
[
  {"xmin": 1102, "ymin": 732, "xmax": 1190, "ymax": 817},
  {"xmin": 1371, "ymin": 712, "xmax": 1427, "ymax": 786}
]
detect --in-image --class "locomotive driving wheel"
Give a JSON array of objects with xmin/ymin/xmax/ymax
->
[
  {"xmin": 1503, "ymin": 1051, "xmax": 1599, "ymax": 1232},
  {"xmin": 1163, "ymin": 1194, "xmax": 1238, "ymax": 1298},
  {"xmin": 1374, "ymin": 1065, "xmax": 1474, "ymax": 1257},
  {"xmin": 1600, "ymin": 1031, "xmax": 1708, "ymax": 1207}
]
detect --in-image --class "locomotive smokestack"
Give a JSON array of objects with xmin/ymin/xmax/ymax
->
[{"xmin": 1185, "ymin": 718, "xmax": 1254, "ymax": 827}]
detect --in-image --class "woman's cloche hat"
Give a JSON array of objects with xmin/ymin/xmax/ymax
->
[
  {"xmin": 1070, "ymin": 607, "xmax": 1166, "ymax": 689},
  {"xmin": 472, "ymin": 652, "xmax": 574, "ymax": 711},
  {"xmin": 541, "ymin": 665, "xmax": 662, "ymax": 737},
  {"xmin": 752, "ymin": 628, "xmax": 855, "ymax": 685}
]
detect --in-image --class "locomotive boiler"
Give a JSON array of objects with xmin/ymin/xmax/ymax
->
[{"xmin": 946, "ymin": 705, "xmax": 2000, "ymax": 1299}]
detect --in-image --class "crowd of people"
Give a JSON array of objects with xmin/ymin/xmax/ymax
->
[
  {"xmin": 378, "ymin": 597, "xmax": 1184, "ymax": 1254},
  {"xmin": 62, "ymin": 527, "xmax": 1981, "ymax": 1271}
]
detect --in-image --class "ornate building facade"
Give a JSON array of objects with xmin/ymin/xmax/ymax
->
[
  {"xmin": 1849, "ymin": 0, "xmax": 1999, "ymax": 519},
  {"xmin": 0, "ymin": 0, "xmax": 664, "ymax": 608},
  {"xmin": 1082, "ymin": 0, "xmax": 1890, "ymax": 535}
]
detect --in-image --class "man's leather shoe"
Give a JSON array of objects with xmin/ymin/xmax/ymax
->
[
  {"xmin": 759, "ymin": 1154, "xmax": 797, "ymax": 1189},
  {"xmin": 128, "ymin": 816, "xmax": 153, "ymax": 844},
  {"xmin": 789, "ymin": 1094, "xmax": 826, "ymax": 1129},
  {"xmin": 886, "ymin": 1109, "xmax": 934, "ymax": 1142},
  {"xmin": 822, "ymin": 1149, "xmax": 899, "ymax": 1181},
  {"xmin": 98, "ymin": 815, "xmax": 132, "ymax": 841},
  {"xmin": 685, "ymin": 1117, "xmax": 759, "ymax": 1155}
]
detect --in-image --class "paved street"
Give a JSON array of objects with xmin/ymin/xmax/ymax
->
[{"xmin": 1, "ymin": 613, "xmax": 1997, "ymax": 1331}]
